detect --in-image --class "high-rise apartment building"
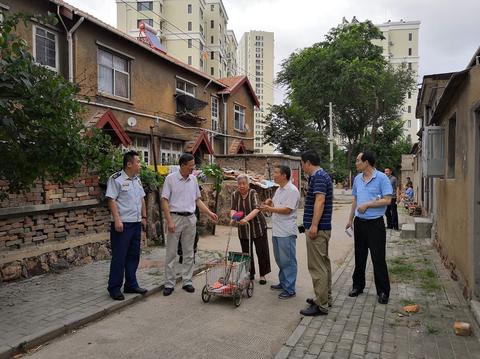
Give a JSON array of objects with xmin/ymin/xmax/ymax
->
[
  {"xmin": 373, "ymin": 20, "xmax": 421, "ymax": 142},
  {"xmin": 116, "ymin": 0, "xmax": 237, "ymax": 76},
  {"xmin": 238, "ymin": 31, "xmax": 275, "ymax": 153}
]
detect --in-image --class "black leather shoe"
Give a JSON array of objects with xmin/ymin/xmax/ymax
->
[
  {"xmin": 124, "ymin": 287, "xmax": 147, "ymax": 295},
  {"xmin": 378, "ymin": 293, "xmax": 389, "ymax": 304},
  {"xmin": 348, "ymin": 288, "xmax": 364, "ymax": 297},
  {"xmin": 182, "ymin": 285, "xmax": 195, "ymax": 293},
  {"xmin": 163, "ymin": 287, "xmax": 174, "ymax": 296},
  {"xmin": 110, "ymin": 292, "xmax": 125, "ymax": 301},
  {"xmin": 259, "ymin": 279, "xmax": 267, "ymax": 285},
  {"xmin": 307, "ymin": 298, "xmax": 332, "ymax": 307},
  {"xmin": 300, "ymin": 304, "xmax": 328, "ymax": 317}
]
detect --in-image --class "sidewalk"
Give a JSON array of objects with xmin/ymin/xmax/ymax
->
[
  {"xmin": 276, "ymin": 229, "xmax": 480, "ymax": 359},
  {"xmin": 0, "ymin": 247, "xmax": 220, "ymax": 359}
]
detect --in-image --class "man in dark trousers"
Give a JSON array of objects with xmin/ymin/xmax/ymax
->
[
  {"xmin": 106, "ymin": 151, "xmax": 147, "ymax": 301},
  {"xmin": 384, "ymin": 167, "xmax": 399, "ymax": 230},
  {"xmin": 346, "ymin": 152, "xmax": 393, "ymax": 304}
]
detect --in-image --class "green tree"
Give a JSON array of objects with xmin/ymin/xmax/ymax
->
[
  {"xmin": 0, "ymin": 13, "xmax": 90, "ymax": 192},
  {"xmin": 265, "ymin": 20, "xmax": 415, "ymax": 174}
]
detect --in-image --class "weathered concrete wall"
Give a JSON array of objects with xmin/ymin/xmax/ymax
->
[{"xmin": 431, "ymin": 65, "xmax": 480, "ymax": 299}]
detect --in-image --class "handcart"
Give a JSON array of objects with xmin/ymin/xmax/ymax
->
[{"xmin": 201, "ymin": 221, "xmax": 254, "ymax": 307}]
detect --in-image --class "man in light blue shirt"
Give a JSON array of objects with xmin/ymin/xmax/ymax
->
[
  {"xmin": 346, "ymin": 152, "xmax": 392, "ymax": 304},
  {"xmin": 106, "ymin": 151, "xmax": 147, "ymax": 301}
]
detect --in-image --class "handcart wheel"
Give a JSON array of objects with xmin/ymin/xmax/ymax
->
[
  {"xmin": 246, "ymin": 279, "xmax": 254, "ymax": 298},
  {"xmin": 201, "ymin": 285, "xmax": 211, "ymax": 303},
  {"xmin": 233, "ymin": 289, "xmax": 242, "ymax": 307}
]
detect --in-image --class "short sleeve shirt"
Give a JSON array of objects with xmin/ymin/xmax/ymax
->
[
  {"xmin": 352, "ymin": 170, "xmax": 393, "ymax": 219},
  {"xmin": 272, "ymin": 181, "xmax": 300, "ymax": 237},
  {"xmin": 303, "ymin": 169, "xmax": 333, "ymax": 231},
  {"xmin": 161, "ymin": 171, "xmax": 201, "ymax": 213},
  {"xmin": 105, "ymin": 170, "xmax": 146, "ymax": 223}
]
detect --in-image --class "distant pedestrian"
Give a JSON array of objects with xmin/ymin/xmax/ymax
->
[
  {"xmin": 230, "ymin": 175, "xmax": 271, "ymax": 284},
  {"xmin": 161, "ymin": 153, "xmax": 218, "ymax": 296},
  {"xmin": 106, "ymin": 151, "xmax": 147, "ymax": 301},
  {"xmin": 346, "ymin": 152, "xmax": 392, "ymax": 304},
  {"xmin": 299, "ymin": 150, "xmax": 333, "ymax": 316},
  {"xmin": 260, "ymin": 165, "xmax": 300, "ymax": 299},
  {"xmin": 384, "ymin": 167, "xmax": 399, "ymax": 230}
]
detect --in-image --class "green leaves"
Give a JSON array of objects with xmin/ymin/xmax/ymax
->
[
  {"xmin": 265, "ymin": 20, "xmax": 415, "ymax": 179},
  {"xmin": 0, "ymin": 13, "xmax": 164, "ymax": 194}
]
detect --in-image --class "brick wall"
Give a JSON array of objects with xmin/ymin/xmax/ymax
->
[
  {"xmin": 0, "ymin": 176, "xmax": 100, "ymax": 208},
  {"xmin": 0, "ymin": 173, "xmax": 109, "ymax": 252}
]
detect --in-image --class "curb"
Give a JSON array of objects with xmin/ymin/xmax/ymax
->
[
  {"xmin": 0, "ymin": 265, "xmax": 208, "ymax": 359},
  {"xmin": 274, "ymin": 249, "xmax": 354, "ymax": 359}
]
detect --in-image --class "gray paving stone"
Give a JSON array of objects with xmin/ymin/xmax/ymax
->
[{"xmin": 0, "ymin": 248, "xmax": 218, "ymax": 356}]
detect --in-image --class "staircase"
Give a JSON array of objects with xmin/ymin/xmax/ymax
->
[{"xmin": 401, "ymin": 217, "xmax": 433, "ymax": 239}]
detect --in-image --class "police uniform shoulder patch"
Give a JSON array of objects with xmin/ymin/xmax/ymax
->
[{"xmin": 111, "ymin": 171, "xmax": 122, "ymax": 179}]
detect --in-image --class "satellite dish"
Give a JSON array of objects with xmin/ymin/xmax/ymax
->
[{"xmin": 127, "ymin": 117, "xmax": 137, "ymax": 127}]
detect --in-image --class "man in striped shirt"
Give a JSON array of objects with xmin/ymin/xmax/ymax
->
[{"xmin": 299, "ymin": 150, "xmax": 333, "ymax": 316}]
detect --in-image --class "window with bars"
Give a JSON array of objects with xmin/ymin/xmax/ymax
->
[
  {"xmin": 137, "ymin": 2, "xmax": 153, "ymax": 11},
  {"xmin": 34, "ymin": 25, "xmax": 58, "ymax": 71},
  {"xmin": 137, "ymin": 19, "xmax": 153, "ymax": 28},
  {"xmin": 98, "ymin": 48, "xmax": 130, "ymax": 99}
]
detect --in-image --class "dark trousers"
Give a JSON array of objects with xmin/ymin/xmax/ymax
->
[
  {"xmin": 240, "ymin": 232, "xmax": 271, "ymax": 277},
  {"xmin": 352, "ymin": 217, "xmax": 390, "ymax": 296},
  {"xmin": 108, "ymin": 222, "xmax": 141, "ymax": 294},
  {"xmin": 385, "ymin": 198, "xmax": 399, "ymax": 229}
]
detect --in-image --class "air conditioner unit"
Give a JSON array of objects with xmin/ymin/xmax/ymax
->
[{"xmin": 422, "ymin": 126, "xmax": 445, "ymax": 177}]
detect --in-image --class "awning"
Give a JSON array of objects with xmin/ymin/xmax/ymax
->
[
  {"xmin": 184, "ymin": 130, "xmax": 215, "ymax": 155},
  {"xmin": 228, "ymin": 139, "xmax": 246, "ymax": 154},
  {"xmin": 86, "ymin": 109, "xmax": 131, "ymax": 147}
]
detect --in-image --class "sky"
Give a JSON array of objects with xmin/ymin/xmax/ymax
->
[{"xmin": 67, "ymin": 0, "xmax": 479, "ymax": 103}]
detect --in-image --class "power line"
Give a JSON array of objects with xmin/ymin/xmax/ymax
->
[{"xmin": 118, "ymin": 0, "xmax": 283, "ymax": 97}]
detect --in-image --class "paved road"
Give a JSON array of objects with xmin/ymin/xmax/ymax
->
[{"xmin": 26, "ymin": 203, "xmax": 353, "ymax": 359}]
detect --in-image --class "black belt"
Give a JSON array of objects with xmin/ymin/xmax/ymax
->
[
  {"xmin": 171, "ymin": 212, "xmax": 194, "ymax": 217},
  {"xmin": 355, "ymin": 216, "xmax": 383, "ymax": 222}
]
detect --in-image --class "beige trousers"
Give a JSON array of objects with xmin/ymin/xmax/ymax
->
[
  {"xmin": 164, "ymin": 214, "xmax": 196, "ymax": 288},
  {"xmin": 306, "ymin": 230, "xmax": 332, "ymax": 312}
]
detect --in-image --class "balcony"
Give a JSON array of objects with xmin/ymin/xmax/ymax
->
[{"xmin": 175, "ymin": 93, "xmax": 208, "ymax": 123}]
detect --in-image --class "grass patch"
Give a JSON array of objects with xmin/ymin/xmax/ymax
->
[{"xmin": 388, "ymin": 256, "xmax": 442, "ymax": 293}]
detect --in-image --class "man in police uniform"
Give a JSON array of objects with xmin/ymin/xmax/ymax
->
[{"xmin": 106, "ymin": 150, "xmax": 147, "ymax": 301}]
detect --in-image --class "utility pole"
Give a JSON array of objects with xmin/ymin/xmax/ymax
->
[{"xmin": 329, "ymin": 102, "xmax": 334, "ymax": 170}]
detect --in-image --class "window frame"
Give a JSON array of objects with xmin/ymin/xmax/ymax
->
[
  {"xmin": 97, "ymin": 47, "xmax": 131, "ymax": 100},
  {"xmin": 32, "ymin": 24, "xmax": 59, "ymax": 73},
  {"xmin": 137, "ymin": 1, "xmax": 153, "ymax": 11},
  {"xmin": 161, "ymin": 139, "xmax": 184, "ymax": 165},
  {"xmin": 175, "ymin": 77, "xmax": 197, "ymax": 97},
  {"xmin": 211, "ymin": 96, "xmax": 219, "ymax": 131},
  {"xmin": 234, "ymin": 104, "xmax": 246, "ymax": 132}
]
